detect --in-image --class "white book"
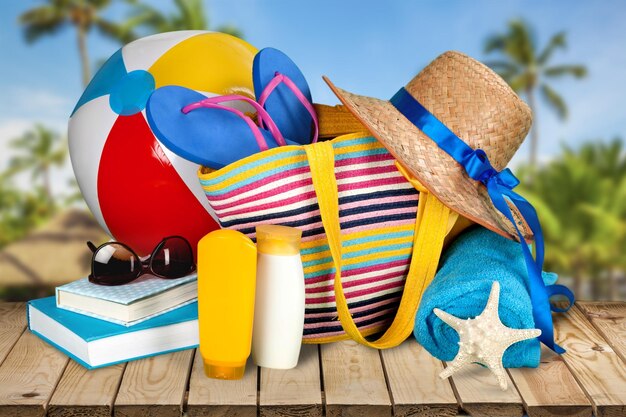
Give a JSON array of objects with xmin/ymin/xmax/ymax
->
[{"xmin": 56, "ymin": 273, "xmax": 197, "ymax": 326}]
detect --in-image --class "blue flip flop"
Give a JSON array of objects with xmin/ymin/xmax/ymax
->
[
  {"xmin": 146, "ymin": 85, "xmax": 298, "ymax": 169},
  {"xmin": 253, "ymin": 48, "xmax": 317, "ymax": 145}
]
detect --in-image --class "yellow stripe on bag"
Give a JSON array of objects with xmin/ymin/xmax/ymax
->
[
  {"xmin": 300, "ymin": 234, "xmax": 413, "ymax": 264},
  {"xmin": 305, "ymin": 140, "xmax": 451, "ymax": 349},
  {"xmin": 303, "ymin": 247, "xmax": 413, "ymax": 275},
  {"xmin": 299, "ymin": 223, "xmax": 414, "ymax": 251}
]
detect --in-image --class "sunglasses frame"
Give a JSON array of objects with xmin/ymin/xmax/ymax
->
[{"xmin": 87, "ymin": 235, "xmax": 196, "ymax": 286}]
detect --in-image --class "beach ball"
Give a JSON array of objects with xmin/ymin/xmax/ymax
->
[{"xmin": 69, "ymin": 31, "xmax": 257, "ymax": 257}]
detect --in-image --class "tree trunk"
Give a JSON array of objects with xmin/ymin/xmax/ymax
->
[
  {"xmin": 77, "ymin": 24, "xmax": 91, "ymax": 87},
  {"xmin": 526, "ymin": 87, "xmax": 538, "ymax": 168},
  {"xmin": 43, "ymin": 165, "xmax": 54, "ymax": 211}
]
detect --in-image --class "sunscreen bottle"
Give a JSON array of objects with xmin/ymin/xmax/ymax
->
[
  {"xmin": 197, "ymin": 229, "xmax": 257, "ymax": 379},
  {"xmin": 252, "ymin": 225, "xmax": 305, "ymax": 369}
]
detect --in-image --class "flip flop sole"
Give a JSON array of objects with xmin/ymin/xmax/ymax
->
[
  {"xmin": 146, "ymin": 86, "xmax": 296, "ymax": 169},
  {"xmin": 253, "ymin": 48, "xmax": 313, "ymax": 145}
]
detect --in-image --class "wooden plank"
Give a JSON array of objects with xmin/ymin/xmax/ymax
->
[
  {"xmin": 0, "ymin": 302, "xmax": 27, "ymax": 366},
  {"xmin": 320, "ymin": 340, "xmax": 391, "ymax": 417},
  {"xmin": 380, "ymin": 339, "xmax": 458, "ymax": 417},
  {"xmin": 114, "ymin": 349, "xmax": 194, "ymax": 417},
  {"xmin": 47, "ymin": 361, "xmax": 125, "ymax": 417},
  {"xmin": 508, "ymin": 346, "xmax": 592, "ymax": 417},
  {"xmin": 446, "ymin": 360, "xmax": 524, "ymax": 417},
  {"xmin": 259, "ymin": 344, "xmax": 322, "ymax": 417},
  {"xmin": 0, "ymin": 329, "xmax": 69, "ymax": 417},
  {"xmin": 553, "ymin": 304, "xmax": 626, "ymax": 417},
  {"xmin": 187, "ymin": 348, "xmax": 257, "ymax": 417},
  {"xmin": 577, "ymin": 302, "xmax": 626, "ymax": 363}
]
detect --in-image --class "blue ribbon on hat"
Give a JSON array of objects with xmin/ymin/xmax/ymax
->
[{"xmin": 390, "ymin": 87, "xmax": 575, "ymax": 354}]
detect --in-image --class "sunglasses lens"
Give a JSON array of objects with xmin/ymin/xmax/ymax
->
[
  {"xmin": 91, "ymin": 243, "xmax": 141, "ymax": 286},
  {"xmin": 151, "ymin": 237, "xmax": 195, "ymax": 279}
]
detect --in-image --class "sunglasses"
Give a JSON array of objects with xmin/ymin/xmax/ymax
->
[{"xmin": 87, "ymin": 236, "xmax": 196, "ymax": 286}]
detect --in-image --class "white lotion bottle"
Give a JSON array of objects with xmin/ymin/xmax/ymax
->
[{"xmin": 252, "ymin": 225, "xmax": 305, "ymax": 369}]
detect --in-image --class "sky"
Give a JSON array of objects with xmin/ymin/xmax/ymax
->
[{"xmin": 1, "ymin": 0, "xmax": 626, "ymax": 197}]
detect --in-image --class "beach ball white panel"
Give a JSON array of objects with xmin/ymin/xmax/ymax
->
[
  {"xmin": 122, "ymin": 31, "xmax": 210, "ymax": 72},
  {"xmin": 68, "ymin": 96, "xmax": 117, "ymax": 236}
]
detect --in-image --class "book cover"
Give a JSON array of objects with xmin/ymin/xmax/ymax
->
[
  {"xmin": 55, "ymin": 273, "xmax": 198, "ymax": 326},
  {"xmin": 56, "ymin": 273, "xmax": 197, "ymax": 305},
  {"xmin": 27, "ymin": 297, "xmax": 199, "ymax": 369}
]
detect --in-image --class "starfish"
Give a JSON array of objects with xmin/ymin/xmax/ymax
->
[{"xmin": 433, "ymin": 281, "xmax": 541, "ymax": 390}]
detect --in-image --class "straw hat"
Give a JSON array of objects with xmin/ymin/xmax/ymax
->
[{"xmin": 324, "ymin": 51, "xmax": 533, "ymax": 241}]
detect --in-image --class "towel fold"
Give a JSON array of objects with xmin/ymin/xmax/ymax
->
[{"xmin": 414, "ymin": 226, "xmax": 558, "ymax": 368}]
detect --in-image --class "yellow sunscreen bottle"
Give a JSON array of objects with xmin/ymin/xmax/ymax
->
[{"xmin": 197, "ymin": 229, "xmax": 257, "ymax": 380}]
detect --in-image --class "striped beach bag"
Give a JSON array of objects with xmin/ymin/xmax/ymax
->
[{"xmin": 198, "ymin": 132, "xmax": 455, "ymax": 348}]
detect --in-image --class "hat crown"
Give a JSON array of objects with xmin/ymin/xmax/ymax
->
[{"xmin": 404, "ymin": 51, "xmax": 532, "ymax": 171}]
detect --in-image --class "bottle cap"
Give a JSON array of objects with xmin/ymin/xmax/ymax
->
[
  {"xmin": 256, "ymin": 224, "xmax": 302, "ymax": 256},
  {"xmin": 204, "ymin": 362, "xmax": 246, "ymax": 380}
]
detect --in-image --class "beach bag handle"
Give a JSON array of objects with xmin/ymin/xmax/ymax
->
[{"xmin": 305, "ymin": 141, "xmax": 452, "ymax": 349}]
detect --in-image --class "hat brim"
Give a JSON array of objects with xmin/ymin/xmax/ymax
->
[{"xmin": 323, "ymin": 76, "xmax": 532, "ymax": 242}]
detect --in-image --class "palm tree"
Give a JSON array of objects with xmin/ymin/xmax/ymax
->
[
  {"xmin": 19, "ymin": 0, "xmax": 139, "ymax": 87},
  {"xmin": 484, "ymin": 20, "xmax": 587, "ymax": 167},
  {"xmin": 0, "ymin": 178, "xmax": 51, "ymax": 248},
  {"xmin": 6, "ymin": 125, "xmax": 67, "ymax": 210},
  {"xmin": 518, "ymin": 139, "xmax": 626, "ymax": 299},
  {"xmin": 129, "ymin": 0, "xmax": 243, "ymax": 38}
]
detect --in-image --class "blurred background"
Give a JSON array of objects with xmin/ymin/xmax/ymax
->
[{"xmin": 0, "ymin": 0, "xmax": 624, "ymax": 301}]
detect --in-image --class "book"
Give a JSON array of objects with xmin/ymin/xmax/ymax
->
[
  {"xmin": 28, "ymin": 296, "xmax": 199, "ymax": 369},
  {"xmin": 56, "ymin": 273, "xmax": 197, "ymax": 326}
]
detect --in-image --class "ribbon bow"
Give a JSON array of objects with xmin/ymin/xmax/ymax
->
[{"xmin": 390, "ymin": 87, "xmax": 575, "ymax": 353}]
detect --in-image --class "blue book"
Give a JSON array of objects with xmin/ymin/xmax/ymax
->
[
  {"xmin": 28, "ymin": 297, "xmax": 198, "ymax": 369},
  {"xmin": 56, "ymin": 274, "xmax": 197, "ymax": 326}
]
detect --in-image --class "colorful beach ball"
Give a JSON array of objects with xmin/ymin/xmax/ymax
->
[{"xmin": 69, "ymin": 31, "xmax": 257, "ymax": 257}]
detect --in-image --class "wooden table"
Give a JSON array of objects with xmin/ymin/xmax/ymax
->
[{"xmin": 0, "ymin": 302, "xmax": 624, "ymax": 417}]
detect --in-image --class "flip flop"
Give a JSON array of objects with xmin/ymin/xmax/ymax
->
[
  {"xmin": 253, "ymin": 48, "xmax": 318, "ymax": 145},
  {"xmin": 146, "ymin": 85, "xmax": 298, "ymax": 169}
]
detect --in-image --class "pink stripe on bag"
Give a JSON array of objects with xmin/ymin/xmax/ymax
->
[
  {"xmin": 335, "ymin": 164, "xmax": 399, "ymax": 180},
  {"xmin": 304, "ymin": 259, "xmax": 410, "ymax": 285},
  {"xmin": 215, "ymin": 190, "xmax": 316, "ymax": 218},
  {"xmin": 306, "ymin": 280, "xmax": 405, "ymax": 304},
  {"xmin": 334, "ymin": 153, "xmax": 396, "ymax": 168},
  {"xmin": 337, "ymin": 175, "xmax": 407, "ymax": 192},
  {"xmin": 305, "ymin": 296, "xmax": 402, "ymax": 319},
  {"xmin": 306, "ymin": 270, "xmax": 406, "ymax": 294},
  {"xmin": 207, "ymin": 167, "xmax": 311, "ymax": 203},
  {"xmin": 303, "ymin": 308, "xmax": 397, "ymax": 330}
]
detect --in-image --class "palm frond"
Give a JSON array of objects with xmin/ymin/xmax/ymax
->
[
  {"xmin": 537, "ymin": 31, "xmax": 566, "ymax": 65},
  {"xmin": 19, "ymin": 5, "xmax": 68, "ymax": 43},
  {"xmin": 540, "ymin": 83, "xmax": 567, "ymax": 119},
  {"xmin": 507, "ymin": 73, "xmax": 531, "ymax": 92},
  {"xmin": 484, "ymin": 34, "xmax": 506, "ymax": 53},
  {"xmin": 544, "ymin": 65, "xmax": 587, "ymax": 78},
  {"xmin": 483, "ymin": 60, "xmax": 519, "ymax": 73},
  {"xmin": 175, "ymin": 0, "xmax": 207, "ymax": 30},
  {"xmin": 507, "ymin": 19, "xmax": 537, "ymax": 65},
  {"xmin": 94, "ymin": 17, "xmax": 137, "ymax": 43}
]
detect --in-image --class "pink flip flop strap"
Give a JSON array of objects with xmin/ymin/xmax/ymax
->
[
  {"xmin": 182, "ymin": 100, "xmax": 271, "ymax": 152},
  {"xmin": 258, "ymin": 72, "xmax": 319, "ymax": 143},
  {"xmin": 191, "ymin": 95, "xmax": 287, "ymax": 146}
]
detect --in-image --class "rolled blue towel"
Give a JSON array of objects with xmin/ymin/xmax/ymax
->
[{"xmin": 414, "ymin": 226, "xmax": 558, "ymax": 368}]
